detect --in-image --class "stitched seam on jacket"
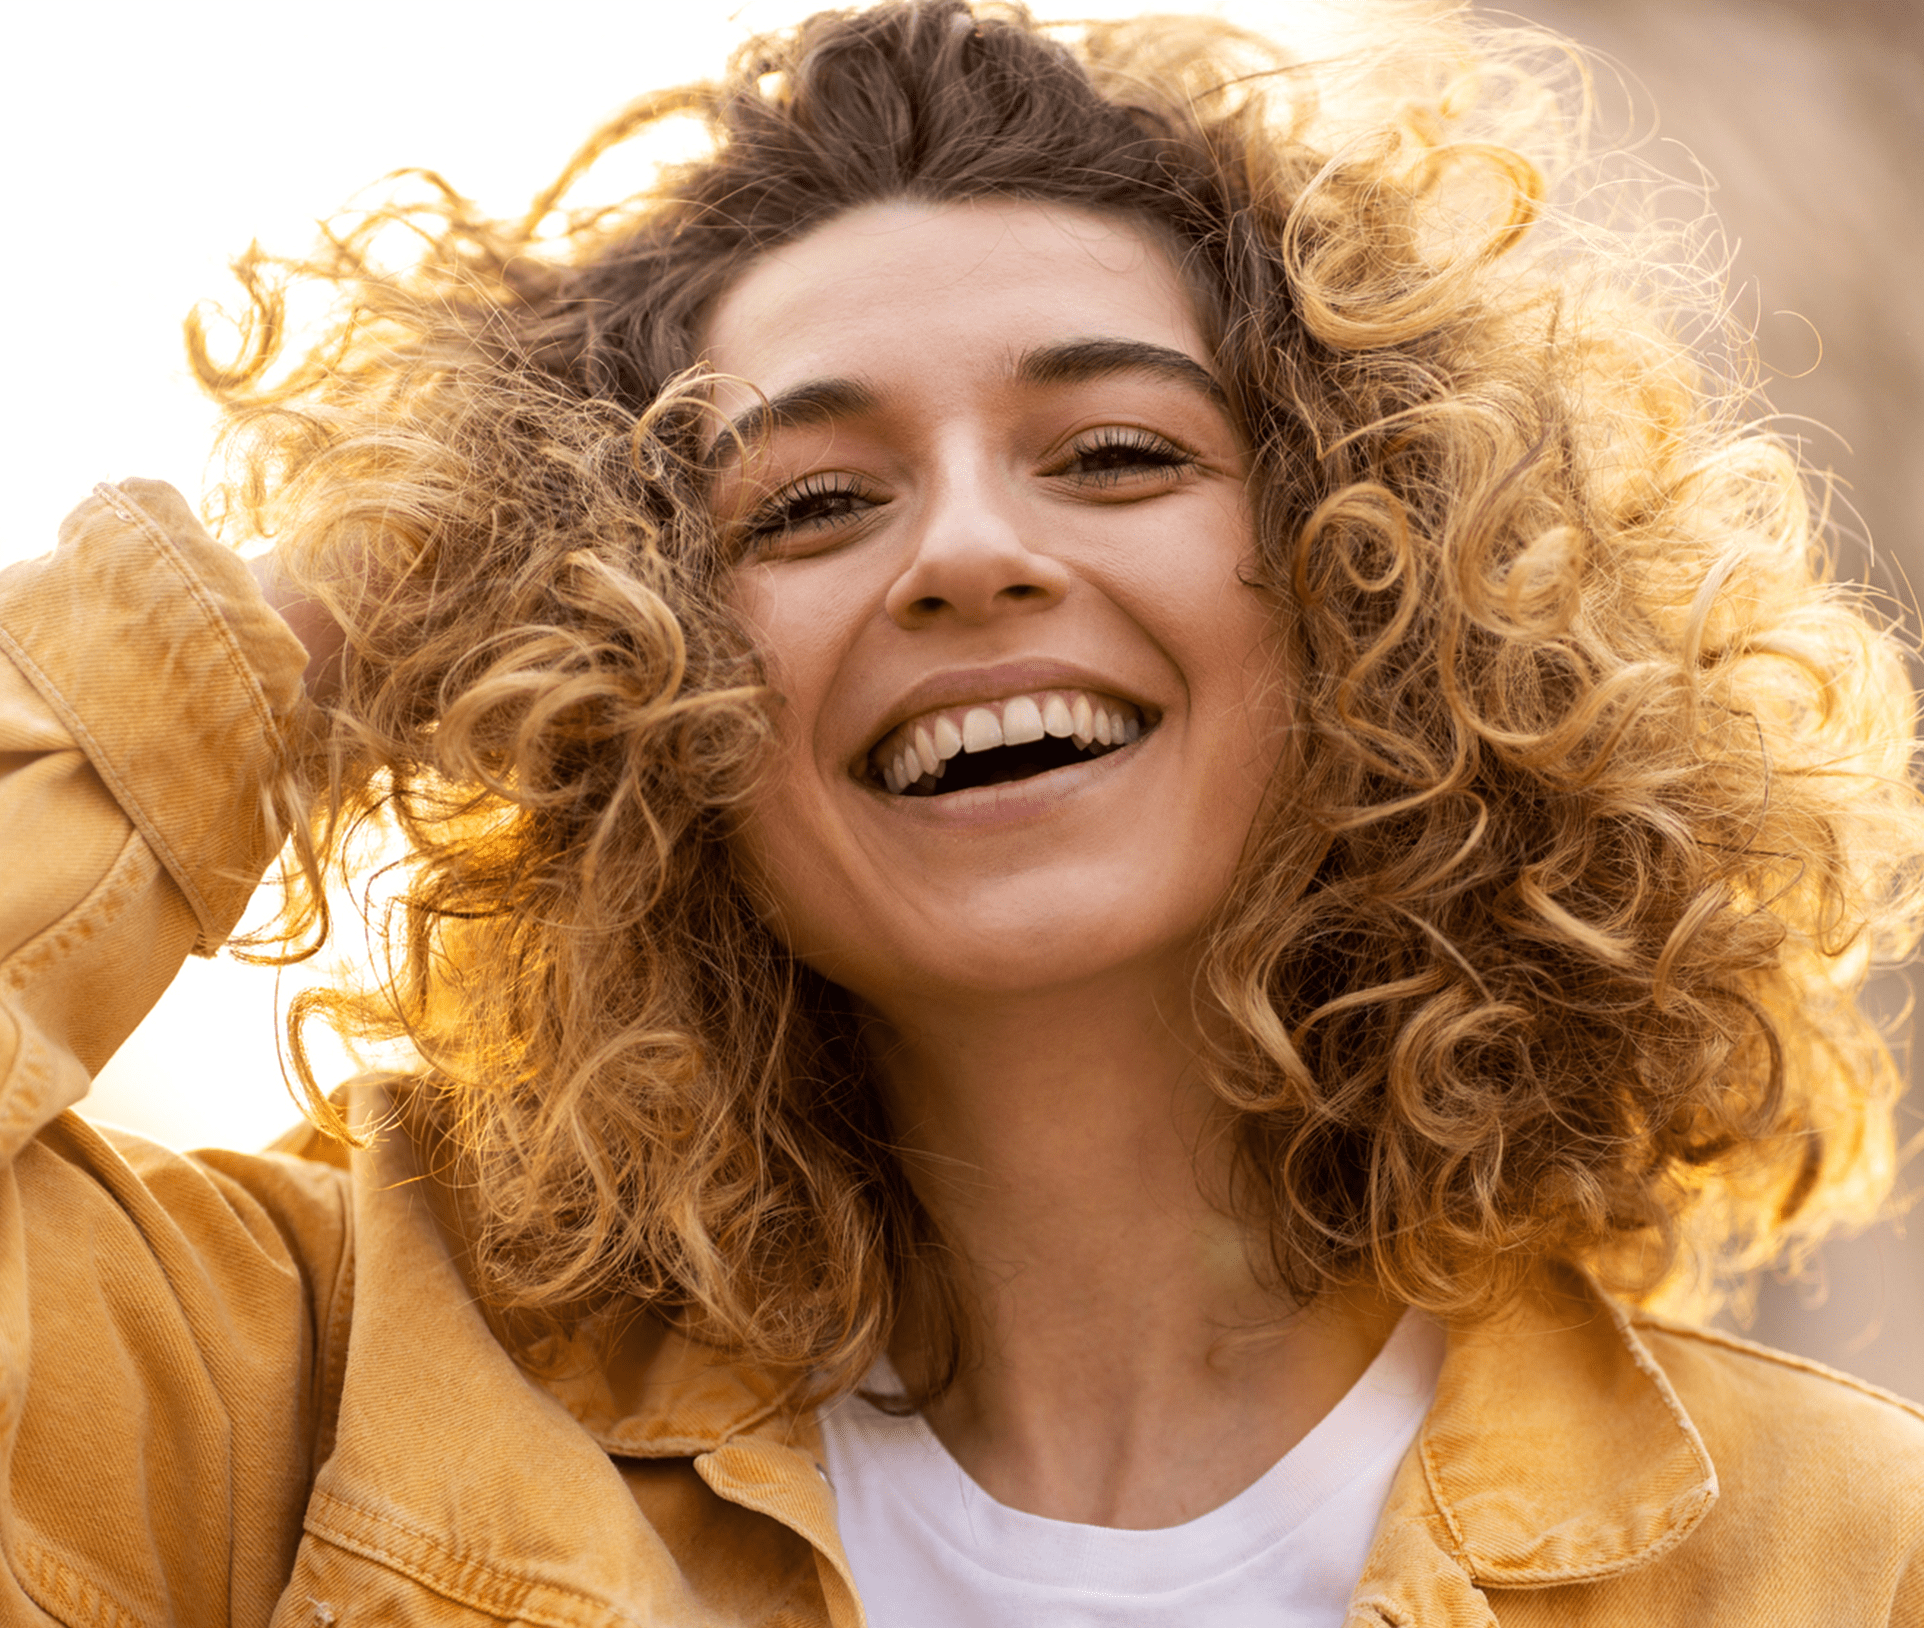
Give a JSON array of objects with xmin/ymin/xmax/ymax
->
[
  {"xmin": 0, "ymin": 997, "xmax": 45, "ymax": 1166},
  {"xmin": 1630, "ymin": 1316, "xmax": 1924, "ymax": 1425},
  {"xmin": 311, "ymin": 1210, "xmax": 356, "ymax": 1470},
  {"xmin": 583, "ymin": 1401, "xmax": 791, "ymax": 1460},
  {"xmin": 97, "ymin": 484, "xmax": 283, "ymax": 744},
  {"xmin": 1415, "ymin": 1438, "xmax": 1475, "ymax": 1569},
  {"xmin": 1606, "ymin": 1297, "xmax": 1717, "ymax": 1486},
  {"xmin": 1344, "ymin": 1599, "xmax": 1416, "ymax": 1628},
  {"xmin": 1463, "ymin": 1480, "xmax": 1719, "ymax": 1587},
  {"xmin": 575, "ymin": 1361, "xmax": 804, "ymax": 1459},
  {"xmin": 0, "ymin": 835, "xmax": 158, "ymax": 1165},
  {"xmin": 1420, "ymin": 1294, "xmax": 1720, "ymax": 1588},
  {"xmin": 304, "ymin": 1489, "xmax": 650, "ymax": 1628},
  {"xmin": 1499, "ymin": 1298, "xmax": 1727, "ymax": 1584},
  {"xmin": 100, "ymin": 481, "xmax": 292, "ymax": 953},
  {"xmin": 0, "ymin": 830, "xmax": 152, "ymax": 1000},
  {"xmin": 12, "ymin": 1538, "xmax": 147, "ymax": 1628}
]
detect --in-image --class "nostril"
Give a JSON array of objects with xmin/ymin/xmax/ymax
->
[{"xmin": 888, "ymin": 566, "xmax": 1061, "ymax": 627}]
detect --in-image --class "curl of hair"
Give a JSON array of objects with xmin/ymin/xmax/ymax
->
[{"xmin": 195, "ymin": 0, "xmax": 1924, "ymax": 1395}]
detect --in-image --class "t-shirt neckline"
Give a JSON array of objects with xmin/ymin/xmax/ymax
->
[{"xmin": 821, "ymin": 1307, "xmax": 1443, "ymax": 1597}]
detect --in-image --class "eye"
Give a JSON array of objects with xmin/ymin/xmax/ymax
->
[
  {"xmin": 1050, "ymin": 427, "xmax": 1200, "ymax": 491},
  {"xmin": 738, "ymin": 473, "xmax": 883, "ymax": 554}
]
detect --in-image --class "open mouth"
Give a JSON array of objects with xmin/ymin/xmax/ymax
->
[{"xmin": 867, "ymin": 688, "xmax": 1154, "ymax": 797}]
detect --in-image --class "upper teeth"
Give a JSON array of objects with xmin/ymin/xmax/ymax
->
[{"xmin": 872, "ymin": 689, "xmax": 1146, "ymax": 794}]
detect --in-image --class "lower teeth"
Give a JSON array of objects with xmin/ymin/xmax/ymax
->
[{"xmin": 894, "ymin": 737, "xmax": 1121, "ymax": 796}]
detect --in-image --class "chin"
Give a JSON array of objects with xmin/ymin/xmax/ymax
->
[{"xmin": 816, "ymin": 900, "xmax": 1210, "ymax": 1016}]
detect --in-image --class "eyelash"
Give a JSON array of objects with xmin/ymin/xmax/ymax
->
[
  {"xmin": 1052, "ymin": 427, "xmax": 1199, "ymax": 488},
  {"xmin": 739, "ymin": 472, "xmax": 880, "ymax": 546},
  {"xmin": 737, "ymin": 428, "xmax": 1200, "ymax": 550}
]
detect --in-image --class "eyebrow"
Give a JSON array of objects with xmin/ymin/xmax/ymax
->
[
  {"xmin": 704, "ymin": 336, "xmax": 1225, "ymax": 467},
  {"xmin": 1013, "ymin": 337, "xmax": 1227, "ymax": 405},
  {"xmin": 706, "ymin": 377, "xmax": 882, "ymax": 467}
]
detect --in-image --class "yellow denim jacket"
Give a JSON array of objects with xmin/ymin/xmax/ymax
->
[{"xmin": 1, "ymin": 481, "xmax": 1920, "ymax": 1627}]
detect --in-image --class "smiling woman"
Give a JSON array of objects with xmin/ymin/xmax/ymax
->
[
  {"xmin": 2, "ymin": 1, "xmax": 1923, "ymax": 1624},
  {"xmin": 711, "ymin": 200, "xmax": 1279, "ymax": 1018}
]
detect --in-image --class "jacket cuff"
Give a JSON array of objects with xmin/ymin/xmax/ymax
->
[{"xmin": 0, "ymin": 480, "xmax": 311, "ymax": 952}]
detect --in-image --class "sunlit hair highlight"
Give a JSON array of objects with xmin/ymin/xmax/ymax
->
[{"xmin": 196, "ymin": 0, "xmax": 1924, "ymax": 1395}]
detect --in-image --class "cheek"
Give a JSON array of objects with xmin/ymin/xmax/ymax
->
[
  {"xmin": 725, "ymin": 573, "xmax": 830, "ymax": 784},
  {"xmin": 724, "ymin": 748, "xmax": 843, "ymax": 963},
  {"xmin": 1145, "ymin": 567, "xmax": 1293, "ymax": 821},
  {"xmin": 720, "ymin": 578, "xmax": 861, "ymax": 952},
  {"xmin": 1213, "ymin": 601, "xmax": 1298, "ymax": 858},
  {"xmin": 726, "ymin": 558, "xmax": 868, "ymax": 709}
]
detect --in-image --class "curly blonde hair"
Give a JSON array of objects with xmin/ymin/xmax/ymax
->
[{"xmin": 198, "ymin": 0, "xmax": 1924, "ymax": 1393}]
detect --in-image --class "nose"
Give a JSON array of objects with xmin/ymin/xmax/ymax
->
[{"xmin": 883, "ymin": 460, "xmax": 1072, "ymax": 629}]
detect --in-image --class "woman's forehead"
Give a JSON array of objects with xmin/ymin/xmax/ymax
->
[{"xmin": 698, "ymin": 198, "xmax": 1214, "ymax": 411}]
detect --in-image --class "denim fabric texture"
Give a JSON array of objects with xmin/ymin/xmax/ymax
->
[{"xmin": 0, "ymin": 483, "xmax": 1919, "ymax": 1626}]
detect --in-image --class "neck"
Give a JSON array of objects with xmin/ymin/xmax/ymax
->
[{"xmin": 866, "ymin": 965, "xmax": 1401, "ymax": 1529}]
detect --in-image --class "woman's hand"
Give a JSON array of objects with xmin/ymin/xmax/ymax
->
[{"xmin": 247, "ymin": 552, "xmax": 347, "ymax": 701}]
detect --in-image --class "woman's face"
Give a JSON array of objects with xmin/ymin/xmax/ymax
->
[{"xmin": 708, "ymin": 198, "xmax": 1286, "ymax": 1013}]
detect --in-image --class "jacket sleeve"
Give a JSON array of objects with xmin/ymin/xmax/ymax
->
[{"xmin": 0, "ymin": 481, "xmax": 354, "ymax": 1627}]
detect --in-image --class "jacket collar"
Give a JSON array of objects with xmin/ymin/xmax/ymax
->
[
  {"xmin": 301, "ymin": 1086, "xmax": 861, "ymax": 1625},
  {"xmin": 1346, "ymin": 1262, "xmax": 1718, "ymax": 1624},
  {"xmin": 544, "ymin": 1313, "xmax": 806, "ymax": 1459},
  {"xmin": 551, "ymin": 1257, "xmax": 1718, "ymax": 1623},
  {"xmin": 555, "ymin": 1255, "xmax": 1719, "ymax": 1579}
]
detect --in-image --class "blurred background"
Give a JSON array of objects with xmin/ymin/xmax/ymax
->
[
  {"xmin": 1513, "ymin": 0, "xmax": 1924, "ymax": 1407},
  {"xmin": 3, "ymin": 0, "xmax": 1919, "ymax": 1396}
]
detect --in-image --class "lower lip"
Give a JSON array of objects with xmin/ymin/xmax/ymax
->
[{"xmin": 858, "ymin": 734, "xmax": 1149, "ymax": 826}]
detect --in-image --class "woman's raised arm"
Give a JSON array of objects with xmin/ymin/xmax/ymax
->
[
  {"xmin": 0, "ymin": 479, "xmax": 310, "ymax": 1093},
  {"xmin": 0, "ymin": 478, "xmax": 352, "ymax": 1624}
]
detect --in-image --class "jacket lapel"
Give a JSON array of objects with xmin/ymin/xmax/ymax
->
[
  {"xmin": 550, "ymin": 1312, "xmax": 866, "ymax": 1626},
  {"xmin": 287, "ymin": 1085, "xmax": 863, "ymax": 1626},
  {"xmin": 1346, "ymin": 1263, "xmax": 1718, "ymax": 1622}
]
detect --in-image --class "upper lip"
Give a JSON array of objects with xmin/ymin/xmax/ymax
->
[{"xmin": 853, "ymin": 659, "xmax": 1159, "ymax": 771}]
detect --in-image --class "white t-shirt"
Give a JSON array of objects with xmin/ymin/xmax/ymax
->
[{"xmin": 818, "ymin": 1310, "xmax": 1444, "ymax": 1627}]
